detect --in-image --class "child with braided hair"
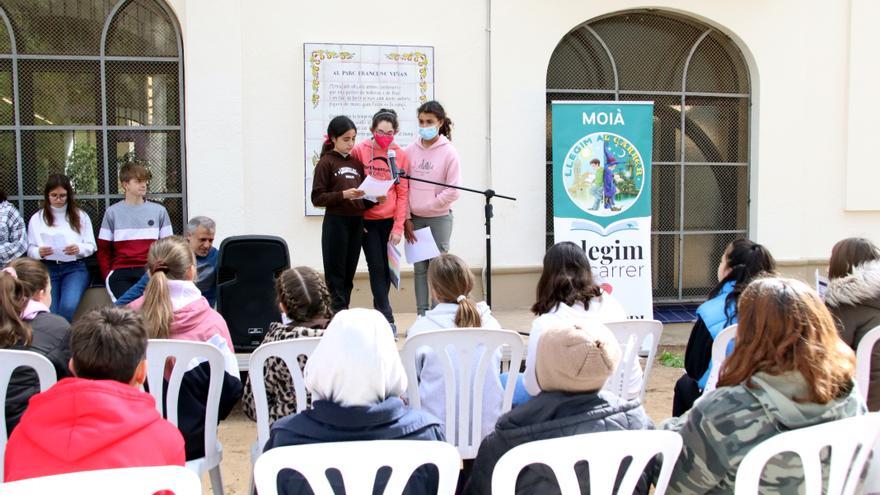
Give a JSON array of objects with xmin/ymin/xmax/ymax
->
[{"xmin": 242, "ymin": 266, "xmax": 333, "ymax": 424}]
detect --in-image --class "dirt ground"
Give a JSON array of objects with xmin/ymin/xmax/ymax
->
[{"xmin": 200, "ymin": 313, "xmax": 688, "ymax": 494}]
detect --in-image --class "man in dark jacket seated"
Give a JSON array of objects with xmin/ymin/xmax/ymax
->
[{"xmin": 464, "ymin": 322, "xmax": 655, "ymax": 495}]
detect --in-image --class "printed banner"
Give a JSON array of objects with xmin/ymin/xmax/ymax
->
[
  {"xmin": 551, "ymin": 101, "xmax": 654, "ymax": 319},
  {"xmin": 304, "ymin": 43, "xmax": 435, "ymax": 216}
]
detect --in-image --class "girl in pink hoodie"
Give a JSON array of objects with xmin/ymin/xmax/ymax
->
[
  {"xmin": 404, "ymin": 101, "xmax": 461, "ymax": 315},
  {"xmin": 130, "ymin": 235, "xmax": 243, "ymax": 461},
  {"xmin": 351, "ymin": 109, "xmax": 409, "ymax": 331}
]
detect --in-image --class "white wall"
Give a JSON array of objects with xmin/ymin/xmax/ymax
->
[
  {"xmin": 171, "ymin": 0, "xmax": 880, "ymax": 271},
  {"xmin": 171, "ymin": 0, "xmax": 489, "ymax": 271},
  {"xmin": 491, "ymin": 0, "xmax": 880, "ymax": 265}
]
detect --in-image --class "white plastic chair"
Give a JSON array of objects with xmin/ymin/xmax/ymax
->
[
  {"xmin": 247, "ymin": 338, "xmax": 322, "ymax": 494},
  {"xmin": 604, "ymin": 320, "xmax": 663, "ymax": 402},
  {"xmin": 0, "ymin": 349, "xmax": 57, "ymax": 481},
  {"xmin": 146, "ymin": 339, "xmax": 225, "ymax": 495},
  {"xmin": 856, "ymin": 325, "xmax": 880, "ymax": 403},
  {"xmin": 735, "ymin": 414, "xmax": 880, "ymax": 495},
  {"xmin": 491, "ymin": 430, "xmax": 683, "ymax": 495},
  {"xmin": 253, "ymin": 440, "xmax": 461, "ymax": 495},
  {"xmin": 703, "ymin": 324, "xmax": 738, "ymax": 393},
  {"xmin": 0, "ymin": 465, "xmax": 202, "ymax": 495},
  {"xmin": 399, "ymin": 328, "xmax": 525, "ymax": 459}
]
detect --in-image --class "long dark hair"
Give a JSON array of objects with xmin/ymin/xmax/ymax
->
[
  {"xmin": 276, "ymin": 266, "xmax": 333, "ymax": 325},
  {"xmin": 531, "ymin": 242, "xmax": 602, "ymax": 315},
  {"xmin": 417, "ymin": 101, "xmax": 453, "ymax": 140},
  {"xmin": 0, "ymin": 188, "xmax": 6, "ymax": 202},
  {"xmin": 710, "ymin": 239, "xmax": 776, "ymax": 322},
  {"xmin": 320, "ymin": 116, "xmax": 357, "ymax": 156},
  {"xmin": 42, "ymin": 174, "xmax": 82, "ymax": 233},
  {"xmin": 828, "ymin": 237, "xmax": 880, "ymax": 279}
]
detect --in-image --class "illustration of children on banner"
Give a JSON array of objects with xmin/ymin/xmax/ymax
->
[{"xmin": 563, "ymin": 134, "xmax": 643, "ymax": 217}]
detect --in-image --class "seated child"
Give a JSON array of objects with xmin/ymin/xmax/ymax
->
[
  {"xmin": 406, "ymin": 253, "xmax": 504, "ymax": 440},
  {"xmin": 4, "ymin": 307, "xmax": 184, "ymax": 481},
  {"xmin": 465, "ymin": 322, "xmax": 655, "ymax": 494},
  {"xmin": 129, "ymin": 236, "xmax": 242, "ymax": 461}
]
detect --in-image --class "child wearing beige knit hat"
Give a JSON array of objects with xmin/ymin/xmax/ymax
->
[
  {"xmin": 464, "ymin": 321, "xmax": 654, "ymax": 495},
  {"xmin": 536, "ymin": 323, "xmax": 622, "ymax": 393}
]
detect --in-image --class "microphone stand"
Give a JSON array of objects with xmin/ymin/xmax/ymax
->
[{"xmin": 398, "ymin": 171, "xmax": 516, "ymax": 307}]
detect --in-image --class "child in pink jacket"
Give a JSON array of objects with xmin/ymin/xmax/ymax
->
[
  {"xmin": 351, "ymin": 109, "xmax": 409, "ymax": 332},
  {"xmin": 404, "ymin": 101, "xmax": 461, "ymax": 315}
]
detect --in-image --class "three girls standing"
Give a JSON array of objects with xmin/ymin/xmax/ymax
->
[{"xmin": 313, "ymin": 101, "xmax": 460, "ymax": 317}]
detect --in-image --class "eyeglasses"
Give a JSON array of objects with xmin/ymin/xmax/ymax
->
[
  {"xmin": 374, "ymin": 130, "xmax": 395, "ymax": 137},
  {"xmin": 49, "ymin": 193, "xmax": 68, "ymax": 200}
]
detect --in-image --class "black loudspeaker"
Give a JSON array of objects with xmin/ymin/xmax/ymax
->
[{"xmin": 216, "ymin": 235, "xmax": 291, "ymax": 352}]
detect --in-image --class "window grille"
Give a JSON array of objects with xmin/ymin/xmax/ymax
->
[
  {"xmin": 546, "ymin": 10, "xmax": 750, "ymax": 302},
  {"xmin": 0, "ymin": 0, "xmax": 186, "ymax": 240}
]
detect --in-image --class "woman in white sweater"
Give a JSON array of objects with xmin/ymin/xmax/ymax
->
[
  {"xmin": 406, "ymin": 253, "xmax": 504, "ymax": 440},
  {"xmin": 26, "ymin": 175, "xmax": 96, "ymax": 321},
  {"xmin": 523, "ymin": 242, "xmax": 642, "ymax": 399}
]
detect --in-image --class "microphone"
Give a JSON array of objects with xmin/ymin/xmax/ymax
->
[{"xmin": 388, "ymin": 149, "xmax": 400, "ymax": 184}]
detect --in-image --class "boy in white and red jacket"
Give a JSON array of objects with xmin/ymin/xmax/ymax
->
[{"xmin": 4, "ymin": 307, "xmax": 184, "ymax": 482}]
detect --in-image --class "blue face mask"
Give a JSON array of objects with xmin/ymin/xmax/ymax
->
[{"xmin": 419, "ymin": 125, "xmax": 439, "ymax": 141}]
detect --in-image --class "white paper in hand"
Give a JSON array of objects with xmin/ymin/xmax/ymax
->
[
  {"xmin": 404, "ymin": 227, "xmax": 441, "ymax": 264},
  {"xmin": 40, "ymin": 233, "xmax": 76, "ymax": 262},
  {"xmin": 358, "ymin": 175, "xmax": 394, "ymax": 198}
]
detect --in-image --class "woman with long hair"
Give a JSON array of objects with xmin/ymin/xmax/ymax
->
[
  {"xmin": 664, "ymin": 278, "xmax": 864, "ymax": 494},
  {"xmin": 26, "ymin": 174, "xmax": 96, "ymax": 321},
  {"xmin": 129, "ymin": 236, "xmax": 242, "ymax": 460},
  {"xmin": 673, "ymin": 238, "xmax": 776, "ymax": 416},
  {"xmin": 824, "ymin": 237, "xmax": 880, "ymax": 410},
  {"xmin": 522, "ymin": 242, "xmax": 640, "ymax": 399}
]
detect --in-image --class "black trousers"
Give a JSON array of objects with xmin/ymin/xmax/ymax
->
[
  {"xmin": 322, "ymin": 214, "xmax": 363, "ymax": 313},
  {"xmin": 363, "ymin": 218, "xmax": 395, "ymax": 323},
  {"xmin": 108, "ymin": 266, "xmax": 146, "ymax": 301},
  {"xmin": 672, "ymin": 373, "xmax": 703, "ymax": 417}
]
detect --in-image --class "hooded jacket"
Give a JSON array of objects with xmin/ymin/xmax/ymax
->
[
  {"xmin": 463, "ymin": 391, "xmax": 654, "ymax": 495},
  {"xmin": 523, "ymin": 294, "xmax": 643, "ymax": 399},
  {"xmin": 351, "ymin": 140, "xmax": 410, "ymax": 234},
  {"xmin": 404, "ymin": 136, "xmax": 460, "ymax": 218},
  {"xmin": 662, "ymin": 371, "xmax": 866, "ymax": 494},
  {"xmin": 406, "ymin": 302, "xmax": 504, "ymax": 440},
  {"xmin": 3, "ymin": 378, "xmax": 185, "ymax": 482},
  {"xmin": 825, "ymin": 260, "xmax": 880, "ymax": 410},
  {"xmin": 264, "ymin": 397, "xmax": 445, "ymax": 495},
  {"xmin": 4, "ymin": 305, "xmax": 72, "ymax": 436},
  {"xmin": 130, "ymin": 281, "xmax": 243, "ymax": 460}
]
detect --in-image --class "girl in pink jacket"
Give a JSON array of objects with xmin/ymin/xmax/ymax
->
[
  {"xmin": 404, "ymin": 101, "xmax": 461, "ymax": 315},
  {"xmin": 351, "ymin": 109, "xmax": 409, "ymax": 332}
]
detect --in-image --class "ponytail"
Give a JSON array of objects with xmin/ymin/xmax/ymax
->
[
  {"xmin": 710, "ymin": 238, "xmax": 777, "ymax": 321},
  {"xmin": 428, "ymin": 254, "xmax": 483, "ymax": 328},
  {"xmin": 139, "ymin": 236, "xmax": 195, "ymax": 339},
  {"xmin": 142, "ymin": 271, "xmax": 174, "ymax": 339},
  {"xmin": 417, "ymin": 101, "xmax": 453, "ymax": 140},
  {"xmin": 0, "ymin": 270, "xmax": 31, "ymax": 347},
  {"xmin": 454, "ymin": 295, "xmax": 482, "ymax": 328}
]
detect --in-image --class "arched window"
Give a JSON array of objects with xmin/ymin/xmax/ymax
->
[
  {"xmin": 0, "ymin": 0, "xmax": 186, "ymax": 238},
  {"xmin": 546, "ymin": 10, "xmax": 750, "ymax": 302}
]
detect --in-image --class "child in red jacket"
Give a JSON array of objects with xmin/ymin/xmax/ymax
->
[{"xmin": 4, "ymin": 307, "xmax": 184, "ymax": 482}]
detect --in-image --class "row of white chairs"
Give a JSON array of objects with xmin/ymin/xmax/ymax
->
[{"xmin": 3, "ymin": 414, "xmax": 879, "ymax": 494}]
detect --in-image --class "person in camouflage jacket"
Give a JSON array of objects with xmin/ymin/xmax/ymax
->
[{"xmin": 662, "ymin": 277, "xmax": 866, "ymax": 494}]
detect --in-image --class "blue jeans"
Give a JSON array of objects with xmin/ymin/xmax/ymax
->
[{"xmin": 45, "ymin": 260, "xmax": 90, "ymax": 321}]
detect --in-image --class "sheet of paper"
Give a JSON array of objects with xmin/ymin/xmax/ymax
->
[
  {"xmin": 387, "ymin": 241, "xmax": 401, "ymax": 290},
  {"xmin": 815, "ymin": 268, "xmax": 829, "ymax": 300},
  {"xmin": 40, "ymin": 233, "xmax": 76, "ymax": 262},
  {"xmin": 404, "ymin": 227, "xmax": 442, "ymax": 264},
  {"xmin": 358, "ymin": 175, "xmax": 394, "ymax": 198}
]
